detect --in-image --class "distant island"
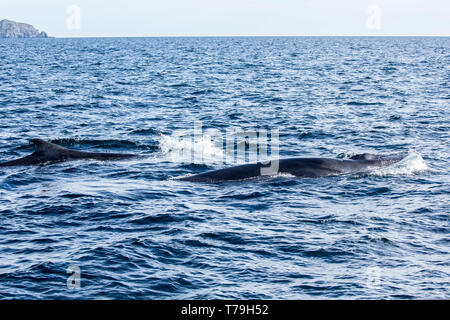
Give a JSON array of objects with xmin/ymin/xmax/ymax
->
[{"xmin": 0, "ymin": 19, "xmax": 48, "ymax": 38}]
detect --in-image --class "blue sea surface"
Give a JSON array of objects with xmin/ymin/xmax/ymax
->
[{"xmin": 0, "ymin": 37, "xmax": 448, "ymax": 299}]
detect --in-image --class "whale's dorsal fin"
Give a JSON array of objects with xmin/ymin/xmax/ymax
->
[{"xmin": 30, "ymin": 139, "xmax": 67, "ymax": 158}]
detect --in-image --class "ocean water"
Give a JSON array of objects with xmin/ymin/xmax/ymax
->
[{"xmin": 0, "ymin": 37, "xmax": 448, "ymax": 299}]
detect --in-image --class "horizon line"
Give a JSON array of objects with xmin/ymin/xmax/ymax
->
[{"xmin": 6, "ymin": 35, "xmax": 450, "ymax": 39}]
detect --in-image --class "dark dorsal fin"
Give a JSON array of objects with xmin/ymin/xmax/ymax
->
[
  {"xmin": 349, "ymin": 153, "xmax": 380, "ymax": 160},
  {"xmin": 29, "ymin": 139, "xmax": 67, "ymax": 157}
]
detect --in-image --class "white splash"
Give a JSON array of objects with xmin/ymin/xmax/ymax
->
[
  {"xmin": 272, "ymin": 172, "xmax": 296, "ymax": 179},
  {"xmin": 368, "ymin": 151, "xmax": 428, "ymax": 176},
  {"xmin": 159, "ymin": 134, "xmax": 224, "ymax": 164}
]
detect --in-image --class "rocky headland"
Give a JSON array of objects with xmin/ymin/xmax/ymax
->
[{"xmin": 0, "ymin": 19, "xmax": 49, "ymax": 38}]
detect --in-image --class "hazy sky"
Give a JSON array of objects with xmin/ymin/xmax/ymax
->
[{"xmin": 1, "ymin": 0, "xmax": 449, "ymax": 37}]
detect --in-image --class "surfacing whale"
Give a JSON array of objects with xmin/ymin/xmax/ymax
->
[
  {"xmin": 180, "ymin": 153, "xmax": 407, "ymax": 182},
  {"xmin": 0, "ymin": 140, "xmax": 406, "ymax": 182},
  {"xmin": 0, "ymin": 139, "xmax": 137, "ymax": 167}
]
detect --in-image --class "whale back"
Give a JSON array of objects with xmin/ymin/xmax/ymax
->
[
  {"xmin": 0, "ymin": 139, "xmax": 137, "ymax": 167},
  {"xmin": 181, "ymin": 153, "xmax": 407, "ymax": 182},
  {"xmin": 29, "ymin": 139, "xmax": 136, "ymax": 161}
]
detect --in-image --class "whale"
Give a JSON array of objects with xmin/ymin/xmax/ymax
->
[
  {"xmin": 0, "ymin": 139, "xmax": 137, "ymax": 167},
  {"xmin": 0, "ymin": 140, "xmax": 406, "ymax": 182},
  {"xmin": 179, "ymin": 153, "xmax": 407, "ymax": 182}
]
